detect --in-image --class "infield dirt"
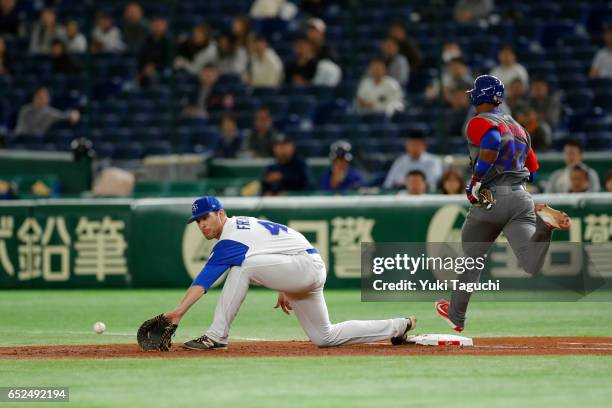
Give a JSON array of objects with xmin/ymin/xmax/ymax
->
[{"xmin": 2, "ymin": 337, "xmax": 612, "ymax": 359}]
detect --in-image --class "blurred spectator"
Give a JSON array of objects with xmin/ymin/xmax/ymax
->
[
  {"xmin": 174, "ymin": 24, "xmax": 217, "ymax": 75},
  {"xmin": 454, "ymin": 0, "xmax": 494, "ymax": 24},
  {"xmin": 426, "ymin": 57, "xmax": 472, "ymax": 101},
  {"xmin": 515, "ymin": 106, "xmax": 551, "ymax": 151},
  {"xmin": 589, "ymin": 24, "xmax": 612, "ymax": 79},
  {"xmin": 15, "ymin": 87, "xmax": 80, "ymax": 136},
  {"xmin": 356, "ymin": 57, "xmax": 404, "ymax": 114},
  {"xmin": 250, "ymin": 0, "xmax": 285, "ymax": 18},
  {"xmin": 590, "ymin": 23, "xmax": 612, "ymax": 79},
  {"xmin": 319, "ymin": 140, "xmax": 363, "ymax": 192},
  {"xmin": 62, "ymin": 20, "xmax": 87, "ymax": 54},
  {"xmin": 247, "ymin": 34, "xmax": 284, "ymax": 87},
  {"xmin": 215, "ymin": 112, "xmax": 243, "ymax": 158},
  {"xmin": 444, "ymin": 87, "xmax": 471, "ymax": 136},
  {"xmin": 529, "ymin": 77, "xmax": 561, "ymax": 129},
  {"xmin": 306, "ymin": 18, "xmax": 337, "ymax": 62},
  {"xmin": 261, "ymin": 133, "xmax": 309, "ymax": 195},
  {"xmin": 380, "ymin": 37, "xmax": 409, "ymax": 86},
  {"xmin": 439, "ymin": 169, "xmax": 465, "ymax": 194},
  {"xmin": 384, "ymin": 131, "xmax": 442, "ymax": 191},
  {"xmin": 312, "ymin": 57, "xmax": 342, "ymax": 86},
  {"xmin": 545, "ymin": 140, "xmax": 600, "ymax": 193},
  {"xmin": 122, "ymin": 1, "xmax": 149, "ymax": 52},
  {"xmin": 245, "ymin": 106, "xmax": 280, "ymax": 157},
  {"xmin": 605, "ymin": 171, "xmax": 612, "ymax": 192},
  {"xmin": 388, "ymin": 21, "xmax": 422, "ymax": 72},
  {"xmin": 399, "ymin": 170, "xmax": 428, "ymax": 196},
  {"xmin": 490, "ymin": 46, "xmax": 529, "ymax": 87},
  {"xmin": 0, "ymin": 37, "xmax": 11, "ymax": 76},
  {"xmin": 50, "ymin": 39, "xmax": 81, "ymax": 74},
  {"xmin": 506, "ymin": 78, "xmax": 529, "ymax": 112},
  {"xmin": 137, "ymin": 16, "xmax": 170, "ymax": 86},
  {"xmin": 181, "ymin": 64, "xmax": 227, "ymax": 119},
  {"xmin": 0, "ymin": 0, "xmax": 20, "ymax": 36},
  {"xmin": 568, "ymin": 164, "xmax": 590, "ymax": 193},
  {"xmin": 441, "ymin": 41, "xmax": 464, "ymax": 63},
  {"xmin": 186, "ymin": 64, "xmax": 233, "ymax": 117},
  {"xmin": 301, "ymin": 0, "xmax": 332, "ymax": 17},
  {"xmin": 231, "ymin": 15, "xmax": 252, "ymax": 48},
  {"xmin": 285, "ymin": 36, "xmax": 318, "ymax": 85},
  {"xmin": 216, "ymin": 32, "xmax": 248, "ymax": 76},
  {"xmin": 29, "ymin": 8, "xmax": 65, "ymax": 54},
  {"xmin": 91, "ymin": 12, "xmax": 125, "ymax": 53}
]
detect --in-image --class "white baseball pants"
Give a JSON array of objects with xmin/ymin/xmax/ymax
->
[{"xmin": 205, "ymin": 252, "xmax": 407, "ymax": 347}]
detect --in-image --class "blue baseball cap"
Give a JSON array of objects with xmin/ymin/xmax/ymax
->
[{"xmin": 187, "ymin": 196, "xmax": 223, "ymax": 224}]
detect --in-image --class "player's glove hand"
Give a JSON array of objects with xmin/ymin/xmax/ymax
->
[
  {"xmin": 478, "ymin": 188, "xmax": 496, "ymax": 210},
  {"xmin": 137, "ymin": 314, "xmax": 178, "ymax": 352},
  {"xmin": 466, "ymin": 176, "xmax": 496, "ymax": 209},
  {"xmin": 465, "ymin": 175, "xmax": 482, "ymax": 205}
]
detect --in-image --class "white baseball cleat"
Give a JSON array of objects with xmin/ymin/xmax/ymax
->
[{"xmin": 535, "ymin": 204, "xmax": 571, "ymax": 230}]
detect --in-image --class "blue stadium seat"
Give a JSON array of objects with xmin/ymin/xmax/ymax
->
[
  {"xmin": 585, "ymin": 132, "xmax": 612, "ymax": 149},
  {"xmin": 287, "ymin": 95, "xmax": 316, "ymax": 117},
  {"xmin": 132, "ymin": 128, "xmax": 164, "ymax": 142},
  {"xmin": 113, "ymin": 142, "xmax": 144, "ymax": 160},
  {"xmin": 295, "ymin": 140, "xmax": 324, "ymax": 158},
  {"xmin": 564, "ymin": 89, "xmax": 594, "ymax": 114},
  {"xmin": 318, "ymin": 125, "xmax": 343, "ymax": 141},
  {"xmin": 190, "ymin": 127, "xmax": 219, "ymax": 148},
  {"xmin": 593, "ymin": 90, "xmax": 612, "ymax": 112},
  {"xmin": 144, "ymin": 141, "xmax": 173, "ymax": 156},
  {"xmin": 94, "ymin": 143, "xmax": 115, "ymax": 159},
  {"xmin": 359, "ymin": 113, "xmax": 387, "ymax": 125}
]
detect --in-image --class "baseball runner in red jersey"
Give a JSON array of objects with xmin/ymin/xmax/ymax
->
[{"xmin": 435, "ymin": 75, "xmax": 571, "ymax": 332}]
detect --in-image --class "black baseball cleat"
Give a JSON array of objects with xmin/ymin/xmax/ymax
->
[
  {"xmin": 390, "ymin": 316, "xmax": 417, "ymax": 345},
  {"xmin": 183, "ymin": 334, "xmax": 228, "ymax": 350}
]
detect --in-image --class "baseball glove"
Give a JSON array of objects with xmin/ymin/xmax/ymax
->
[
  {"xmin": 137, "ymin": 314, "xmax": 178, "ymax": 351},
  {"xmin": 477, "ymin": 188, "xmax": 496, "ymax": 209}
]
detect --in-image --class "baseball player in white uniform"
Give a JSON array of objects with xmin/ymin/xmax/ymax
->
[{"xmin": 163, "ymin": 196, "xmax": 416, "ymax": 349}]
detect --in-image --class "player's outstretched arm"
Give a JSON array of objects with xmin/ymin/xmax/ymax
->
[{"xmin": 164, "ymin": 285, "xmax": 206, "ymax": 324}]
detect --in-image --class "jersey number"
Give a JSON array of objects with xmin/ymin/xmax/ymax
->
[{"xmin": 257, "ymin": 221, "xmax": 288, "ymax": 236}]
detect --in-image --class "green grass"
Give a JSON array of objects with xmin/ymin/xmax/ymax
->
[
  {"xmin": 1, "ymin": 357, "xmax": 611, "ymax": 408},
  {"xmin": 1, "ymin": 289, "xmax": 611, "ymax": 346},
  {"xmin": 1, "ymin": 290, "xmax": 611, "ymax": 407}
]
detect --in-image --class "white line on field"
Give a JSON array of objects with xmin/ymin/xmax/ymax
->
[
  {"xmin": 558, "ymin": 342, "xmax": 612, "ymax": 346},
  {"xmin": 474, "ymin": 345, "xmax": 533, "ymax": 350},
  {"xmin": 18, "ymin": 331, "xmax": 288, "ymax": 342},
  {"xmin": 559, "ymin": 347, "xmax": 612, "ymax": 351},
  {"xmin": 21, "ymin": 330, "xmax": 134, "ymax": 337}
]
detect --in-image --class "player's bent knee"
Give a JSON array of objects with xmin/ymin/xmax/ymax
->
[{"xmin": 308, "ymin": 331, "xmax": 335, "ymax": 348}]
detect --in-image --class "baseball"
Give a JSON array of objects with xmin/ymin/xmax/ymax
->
[{"xmin": 93, "ymin": 322, "xmax": 106, "ymax": 334}]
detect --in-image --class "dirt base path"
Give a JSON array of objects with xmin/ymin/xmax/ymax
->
[{"xmin": 2, "ymin": 337, "xmax": 612, "ymax": 359}]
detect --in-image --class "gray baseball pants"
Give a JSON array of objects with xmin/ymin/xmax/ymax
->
[{"xmin": 449, "ymin": 185, "xmax": 552, "ymax": 328}]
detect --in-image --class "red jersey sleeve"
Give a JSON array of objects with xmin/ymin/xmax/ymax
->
[
  {"xmin": 525, "ymin": 147, "xmax": 539, "ymax": 172},
  {"xmin": 466, "ymin": 117, "xmax": 497, "ymax": 145}
]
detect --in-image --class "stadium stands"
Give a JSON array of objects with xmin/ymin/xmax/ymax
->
[{"xmin": 0, "ymin": 0, "xmax": 611, "ymax": 195}]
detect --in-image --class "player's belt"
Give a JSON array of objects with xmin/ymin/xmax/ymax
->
[
  {"xmin": 488, "ymin": 184, "xmax": 525, "ymax": 193},
  {"xmin": 306, "ymin": 248, "xmax": 319, "ymax": 254}
]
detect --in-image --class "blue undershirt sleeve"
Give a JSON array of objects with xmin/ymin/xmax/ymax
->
[
  {"xmin": 191, "ymin": 239, "xmax": 249, "ymax": 291},
  {"xmin": 474, "ymin": 128, "xmax": 501, "ymax": 177}
]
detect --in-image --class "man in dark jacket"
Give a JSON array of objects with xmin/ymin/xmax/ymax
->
[
  {"xmin": 137, "ymin": 16, "xmax": 170, "ymax": 86},
  {"xmin": 261, "ymin": 134, "xmax": 310, "ymax": 195}
]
